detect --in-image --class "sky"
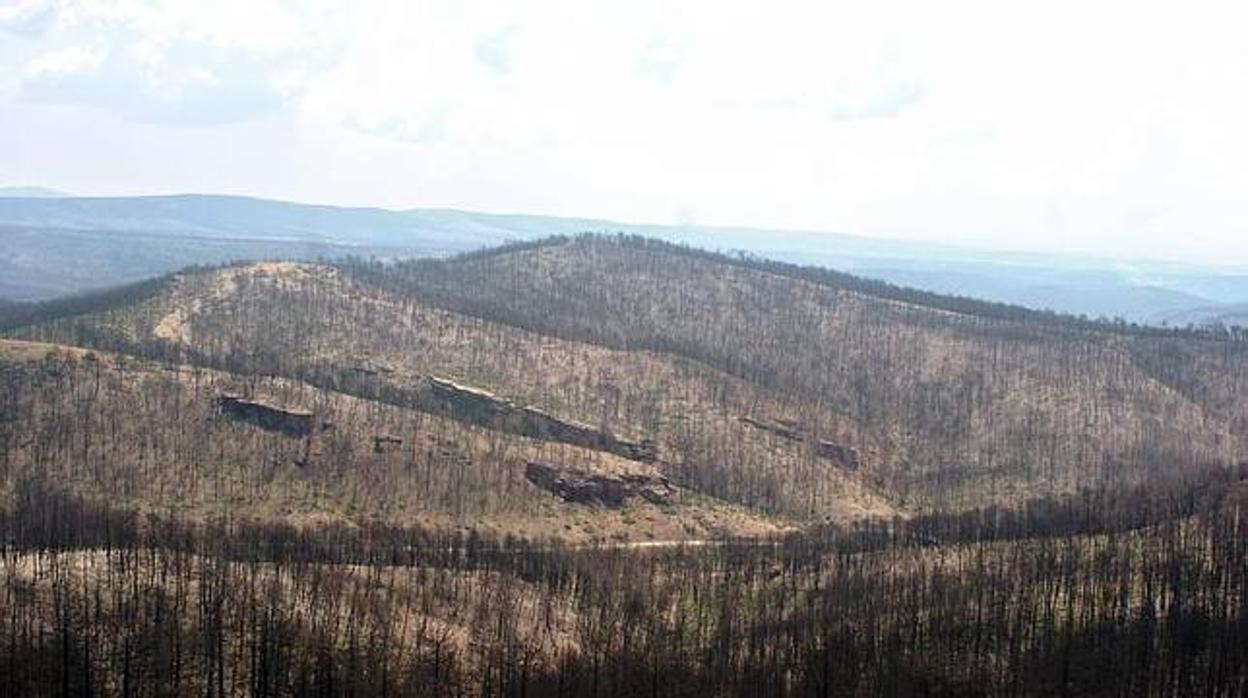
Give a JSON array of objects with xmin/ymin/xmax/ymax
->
[{"xmin": 2, "ymin": 0, "xmax": 1248, "ymax": 264}]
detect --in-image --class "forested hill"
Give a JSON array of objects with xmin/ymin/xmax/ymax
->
[
  {"xmin": 341, "ymin": 233, "xmax": 1248, "ymax": 341},
  {"xmin": 7, "ymin": 233, "xmax": 1247, "ymax": 526}
]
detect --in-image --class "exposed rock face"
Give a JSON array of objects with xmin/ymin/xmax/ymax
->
[
  {"xmin": 740, "ymin": 416, "xmax": 801, "ymax": 440},
  {"xmin": 741, "ymin": 415, "xmax": 860, "ymax": 470},
  {"xmin": 348, "ymin": 361, "xmax": 394, "ymax": 377},
  {"xmin": 424, "ymin": 377, "xmax": 657, "ymax": 462},
  {"xmin": 372, "ymin": 435, "xmax": 403, "ymax": 453},
  {"xmin": 525, "ymin": 462, "xmax": 674, "ymax": 507},
  {"xmin": 216, "ymin": 394, "xmax": 313, "ymax": 438},
  {"xmin": 817, "ymin": 439, "xmax": 860, "ymax": 471}
]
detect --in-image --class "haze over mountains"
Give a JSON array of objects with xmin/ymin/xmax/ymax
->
[
  {"xmin": 0, "ymin": 186, "xmax": 68, "ymax": 198},
  {"xmin": 3, "ymin": 189, "xmax": 1246, "ymax": 326}
]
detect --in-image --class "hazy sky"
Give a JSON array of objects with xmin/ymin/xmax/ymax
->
[{"xmin": 3, "ymin": 1, "xmax": 1248, "ymax": 263}]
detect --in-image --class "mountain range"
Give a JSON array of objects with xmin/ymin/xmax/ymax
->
[{"xmin": 2, "ymin": 190, "xmax": 1247, "ymax": 327}]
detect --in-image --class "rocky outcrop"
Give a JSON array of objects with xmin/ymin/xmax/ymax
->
[
  {"xmin": 525, "ymin": 462, "xmax": 674, "ymax": 507},
  {"xmin": 347, "ymin": 361, "xmax": 395, "ymax": 377},
  {"xmin": 372, "ymin": 435, "xmax": 403, "ymax": 453},
  {"xmin": 817, "ymin": 439, "xmax": 860, "ymax": 471},
  {"xmin": 740, "ymin": 416, "xmax": 802, "ymax": 440},
  {"xmin": 423, "ymin": 377, "xmax": 657, "ymax": 462},
  {"xmin": 216, "ymin": 394, "xmax": 314, "ymax": 438},
  {"xmin": 740, "ymin": 416, "xmax": 860, "ymax": 470}
]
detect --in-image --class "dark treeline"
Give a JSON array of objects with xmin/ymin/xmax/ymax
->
[
  {"xmin": 3, "ymin": 470, "xmax": 1247, "ymax": 696},
  {"xmin": 8, "ymin": 462, "xmax": 1237, "ymax": 570},
  {"xmin": 0, "ymin": 258, "xmax": 282, "ymax": 336},
  {"xmin": 0, "ymin": 274, "xmax": 175, "ymax": 334}
]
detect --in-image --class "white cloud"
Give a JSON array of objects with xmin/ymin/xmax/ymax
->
[
  {"xmin": 23, "ymin": 42, "xmax": 105, "ymax": 78},
  {"xmin": 10, "ymin": 0, "xmax": 329, "ymax": 122},
  {"xmin": 3, "ymin": 0, "xmax": 1248, "ymax": 263}
]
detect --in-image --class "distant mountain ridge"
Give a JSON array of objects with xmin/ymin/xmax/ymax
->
[
  {"xmin": 0, "ymin": 186, "xmax": 68, "ymax": 198},
  {"xmin": 1, "ymin": 191, "xmax": 1246, "ymax": 325}
]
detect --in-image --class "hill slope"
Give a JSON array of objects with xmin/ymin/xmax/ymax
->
[
  {"xmin": 0, "ymin": 337, "xmax": 786, "ymax": 541},
  {"xmin": 8, "ymin": 235, "xmax": 1247, "ymax": 530}
]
